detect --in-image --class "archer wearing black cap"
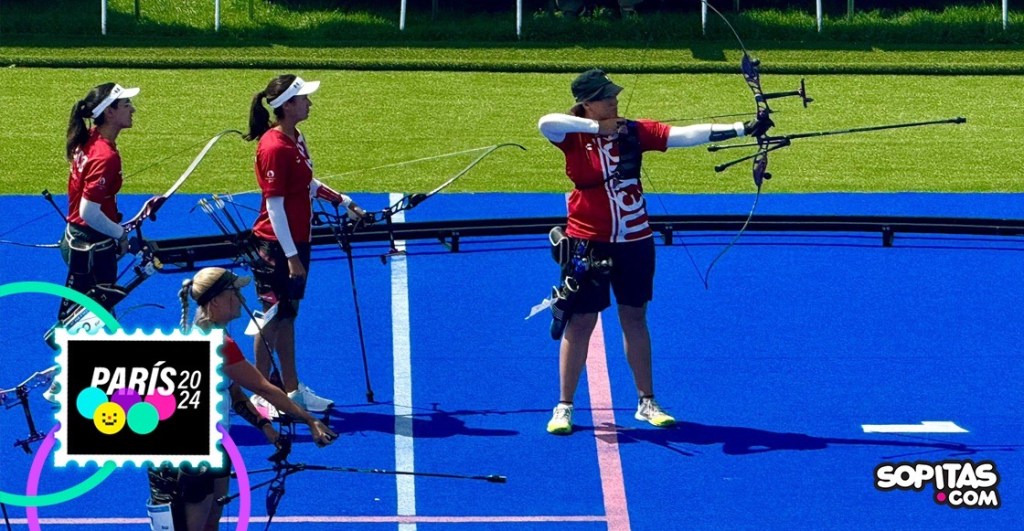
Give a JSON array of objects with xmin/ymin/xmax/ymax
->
[
  {"xmin": 537, "ymin": 68, "xmax": 773, "ymax": 435},
  {"xmin": 570, "ymin": 68, "xmax": 624, "ymax": 107}
]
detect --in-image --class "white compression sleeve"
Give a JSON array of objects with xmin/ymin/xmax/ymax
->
[
  {"xmin": 667, "ymin": 122, "xmax": 745, "ymax": 148},
  {"xmin": 266, "ymin": 196, "xmax": 298, "ymax": 258},
  {"xmin": 79, "ymin": 198, "xmax": 125, "ymax": 239},
  {"xmin": 538, "ymin": 114, "xmax": 600, "ymax": 143}
]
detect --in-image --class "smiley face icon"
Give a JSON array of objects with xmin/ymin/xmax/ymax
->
[{"xmin": 93, "ymin": 402, "xmax": 127, "ymax": 435}]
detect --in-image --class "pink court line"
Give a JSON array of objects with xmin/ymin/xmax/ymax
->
[
  {"xmin": 9, "ymin": 515, "xmax": 607, "ymax": 525},
  {"xmin": 585, "ymin": 315, "xmax": 632, "ymax": 531}
]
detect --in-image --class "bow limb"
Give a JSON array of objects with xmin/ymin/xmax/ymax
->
[
  {"xmin": 162, "ymin": 129, "xmax": 244, "ymax": 199},
  {"xmin": 121, "ymin": 129, "xmax": 243, "ymax": 234},
  {"xmin": 699, "ymin": 150, "xmax": 766, "ymax": 289},
  {"xmin": 368, "ymin": 142, "xmax": 527, "ymax": 221},
  {"xmin": 696, "ymin": 1, "xmax": 781, "ymax": 288},
  {"xmin": 414, "ymin": 142, "xmax": 527, "ymax": 203}
]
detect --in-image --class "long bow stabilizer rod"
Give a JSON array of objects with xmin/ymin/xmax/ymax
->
[{"xmin": 709, "ymin": 117, "xmax": 967, "ymax": 172}]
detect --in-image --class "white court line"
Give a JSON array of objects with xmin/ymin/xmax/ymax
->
[
  {"xmin": 391, "ymin": 192, "xmax": 416, "ymax": 531},
  {"xmin": 862, "ymin": 421, "xmax": 968, "ymax": 433}
]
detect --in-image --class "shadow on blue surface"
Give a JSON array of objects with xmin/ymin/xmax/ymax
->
[
  {"xmin": 229, "ymin": 405, "xmax": 520, "ymax": 448},
  {"xmin": 612, "ymin": 421, "xmax": 1022, "ymax": 458}
]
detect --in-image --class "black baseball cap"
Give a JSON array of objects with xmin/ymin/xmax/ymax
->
[
  {"xmin": 192, "ymin": 268, "xmax": 251, "ymax": 306},
  {"xmin": 571, "ymin": 69, "xmax": 624, "ymax": 103}
]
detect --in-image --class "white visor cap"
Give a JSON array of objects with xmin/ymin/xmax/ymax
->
[
  {"xmin": 90, "ymin": 84, "xmax": 140, "ymax": 119},
  {"xmin": 267, "ymin": 77, "xmax": 320, "ymax": 109}
]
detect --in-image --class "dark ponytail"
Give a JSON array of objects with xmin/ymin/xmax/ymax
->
[
  {"xmin": 244, "ymin": 74, "xmax": 297, "ymax": 142},
  {"xmin": 244, "ymin": 90, "xmax": 271, "ymax": 142},
  {"xmin": 65, "ymin": 83, "xmax": 117, "ymax": 161},
  {"xmin": 66, "ymin": 99, "xmax": 90, "ymax": 162}
]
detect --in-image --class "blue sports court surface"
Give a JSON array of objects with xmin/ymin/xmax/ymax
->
[{"xmin": 0, "ymin": 192, "xmax": 1021, "ymax": 530}]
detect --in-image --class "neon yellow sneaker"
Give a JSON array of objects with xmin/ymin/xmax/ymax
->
[
  {"xmin": 635, "ymin": 396, "xmax": 675, "ymax": 427},
  {"xmin": 546, "ymin": 403, "xmax": 574, "ymax": 435}
]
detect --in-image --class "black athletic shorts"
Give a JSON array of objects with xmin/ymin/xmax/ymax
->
[
  {"xmin": 252, "ymin": 237, "xmax": 311, "ymax": 320},
  {"xmin": 570, "ymin": 237, "xmax": 655, "ymax": 314},
  {"xmin": 148, "ymin": 460, "xmax": 232, "ymax": 506},
  {"xmin": 58, "ymin": 223, "xmax": 119, "ymax": 321}
]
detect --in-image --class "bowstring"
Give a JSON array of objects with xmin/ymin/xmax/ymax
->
[
  {"xmin": 0, "ymin": 212, "xmax": 62, "ymax": 248},
  {"xmin": 623, "ymin": 28, "xmax": 711, "ymax": 289},
  {"xmin": 226, "ymin": 144, "xmax": 501, "ymax": 197}
]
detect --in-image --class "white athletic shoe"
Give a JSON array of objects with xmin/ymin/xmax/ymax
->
[
  {"xmin": 43, "ymin": 381, "xmax": 60, "ymax": 405},
  {"xmin": 546, "ymin": 403, "xmax": 574, "ymax": 435},
  {"xmin": 249, "ymin": 394, "xmax": 280, "ymax": 420},
  {"xmin": 635, "ymin": 396, "xmax": 676, "ymax": 427},
  {"xmin": 289, "ymin": 382, "xmax": 334, "ymax": 413}
]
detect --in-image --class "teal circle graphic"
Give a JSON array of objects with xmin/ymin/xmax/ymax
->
[
  {"xmin": 0, "ymin": 281, "xmax": 120, "ymax": 330},
  {"xmin": 76, "ymin": 387, "xmax": 108, "ymax": 419},
  {"xmin": 0, "ymin": 281, "xmax": 120, "ymax": 509},
  {"xmin": 127, "ymin": 401, "xmax": 160, "ymax": 435}
]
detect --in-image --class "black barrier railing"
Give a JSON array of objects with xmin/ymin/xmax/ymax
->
[{"xmin": 147, "ymin": 214, "xmax": 1024, "ymax": 270}]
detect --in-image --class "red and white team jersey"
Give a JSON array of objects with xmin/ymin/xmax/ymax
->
[
  {"xmin": 551, "ymin": 119, "xmax": 670, "ymax": 242},
  {"xmin": 222, "ymin": 334, "xmax": 246, "ymax": 366},
  {"xmin": 252, "ymin": 128, "xmax": 315, "ymax": 244},
  {"xmin": 67, "ymin": 128, "xmax": 122, "ymax": 227}
]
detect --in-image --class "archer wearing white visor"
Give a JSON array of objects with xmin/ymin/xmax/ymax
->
[
  {"xmin": 243, "ymin": 74, "xmax": 368, "ymax": 415},
  {"xmin": 57, "ymin": 83, "xmax": 140, "ymax": 323}
]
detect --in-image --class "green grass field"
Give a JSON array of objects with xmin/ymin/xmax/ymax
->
[
  {"xmin": 5, "ymin": 45, "xmax": 1024, "ymax": 74},
  {"xmin": 0, "ymin": 67, "xmax": 1015, "ymax": 196}
]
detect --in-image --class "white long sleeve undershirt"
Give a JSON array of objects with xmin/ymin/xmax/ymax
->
[
  {"xmin": 79, "ymin": 198, "xmax": 125, "ymax": 239},
  {"xmin": 309, "ymin": 178, "xmax": 324, "ymax": 198},
  {"xmin": 266, "ymin": 196, "xmax": 298, "ymax": 258},
  {"xmin": 537, "ymin": 113, "xmax": 745, "ymax": 147},
  {"xmin": 537, "ymin": 114, "xmax": 599, "ymax": 143}
]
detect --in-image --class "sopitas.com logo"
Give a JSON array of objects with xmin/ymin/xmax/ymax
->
[{"xmin": 874, "ymin": 460, "xmax": 1000, "ymax": 509}]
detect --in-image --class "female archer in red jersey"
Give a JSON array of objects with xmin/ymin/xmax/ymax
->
[
  {"xmin": 244, "ymin": 74, "xmax": 367, "ymax": 414},
  {"xmin": 59, "ymin": 83, "xmax": 140, "ymax": 321},
  {"xmin": 538, "ymin": 68, "xmax": 772, "ymax": 435}
]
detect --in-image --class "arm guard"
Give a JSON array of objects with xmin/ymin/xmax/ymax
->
[
  {"xmin": 231, "ymin": 387, "xmax": 270, "ymax": 430},
  {"xmin": 311, "ymin": 179, "xmax": 352, "ymax": 208},
  {"xmin": 708, "ymin": 122, "xmax": 746, "ymax": 142}
]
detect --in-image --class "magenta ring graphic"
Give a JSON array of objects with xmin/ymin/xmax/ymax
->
[
  {"xmin": 218, "ymin": 422, "xmax": 252, "ymax": 530},
  {"xmin": 25, "ymin": 423, "xmax": 250, "ymax": 531}
]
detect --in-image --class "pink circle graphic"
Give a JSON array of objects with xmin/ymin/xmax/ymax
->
[
  {"xmin": 936, "ymin": 491, "xmax": 947, "ymax": 503},
  {"xmin": 145, "ymin": 390, "xmax": 177, "ymax": 420},
  {"xmin": 110, "ymin": 387, "xmax": 141, "ymax": 411}
]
